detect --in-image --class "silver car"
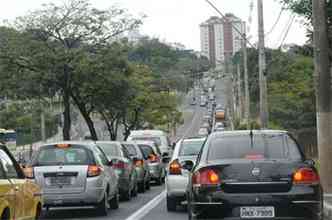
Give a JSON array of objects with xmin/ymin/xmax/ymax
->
[
  {"xmin": 122, "ymin": 141, "xmax": 151, "ymax": 192},
  {"xmin": 31, "ymin": 142, "xmax": 119, "ymax": 216},
  {"xmin": 166, "ymin": 137, "xmax": 206, "ymax": 211},
  {"xmin": 136, "ymin": 141, "xmax": 166, "ymax": 185}
]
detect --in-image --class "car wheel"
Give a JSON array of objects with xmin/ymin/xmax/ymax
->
[
  {"xmin": 1, "ymin": 209, "xmax": 10, "ymax": 220},
  {"xmin": 155, "ymin": 176, "xmax": 162, "ymax": 185},
  {"xmin": 121, "ymin": 189, "xmax": 131, "ymax": 201},
  {"xmin": 138, "ymin": 181, "xmax": 146, "ymax": 193},
  {"xmin": 132, "ymin": 183, "xmax": 138, "ymax": 197},
  {"xmin": 109, "ymin": 191, "xmax": 119, "ymax": 210},
  {"xmin": 34, "ymin": 204, "xmax": 42, "ymax": 220},
  {"xmin": 146, "ymin": 179, "xmax": 151, "ymax": 190},
  {"xmin": 166, "ymin": 196, "xmax": 177, "ymax": 212},
  {"xmin": 96, "ymin": 191, "xmax": 109, "ymax": 216}
]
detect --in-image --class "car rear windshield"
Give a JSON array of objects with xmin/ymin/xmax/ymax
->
[
  {"xmin": 34, "ymin": 145, "xmax": 93, "ymax": 166},
  {"xmin": 179, "ymin": 139, "xmax": 205, "ymax": 156},
  {"xmin": 138, "ymin": 144, "xmax": 155, "ymax": 158},
  {"xmin": 132, "ymin": 137, "xmax": 162, "ymax": 146},
  {"xmin": 207, "ymin": 134, "xmax": 303, "ymax": 161},
  {"xmin": 97, "ymin": 143, "xmax": 121, "ymax": 157},
  {"xmin": 123, "ymin": 144, "xmax": 137, "ymax": 156}
]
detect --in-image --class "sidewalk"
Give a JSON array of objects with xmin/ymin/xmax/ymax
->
[{"xmin": 325, "ymin": 195, "xmax": 332, "ymax": 219}]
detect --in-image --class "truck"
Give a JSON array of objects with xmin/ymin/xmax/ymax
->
[{"xmin": 215, "ymin": 109, "xmax": 226, "ymax": 122}]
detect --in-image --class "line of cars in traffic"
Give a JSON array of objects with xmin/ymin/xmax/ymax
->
[
  {"xmin": 0, "ymin": 129, "xmax": 173, "ymax": 219},
  {"xmin": 165, "ymin": 129, "xmax": 323, "ymax": 219}
]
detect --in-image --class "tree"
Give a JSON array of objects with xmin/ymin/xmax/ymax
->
[{"xmin": 0, "ymin": 0, "xmax": 142, "ymax": 140}]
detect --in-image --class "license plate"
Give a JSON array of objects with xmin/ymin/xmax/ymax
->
[
  {"xmin": 48, "ymin": 177, "xmax": 72, "ymax": 186},
  {"xmin": 240, "ymin": 207, "xmax": 275, "ymax": 218}
]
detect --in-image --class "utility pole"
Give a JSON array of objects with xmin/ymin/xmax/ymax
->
[
  {"xmin": 257, "ymin": 0, "xmax": 268, "ymax": 128},
  {"xmin": 242, "ymin": 31, "xmax": 250, "ymax": 128},
  {"xmin": 312, "ymin": 0, "xmax": 332, "ymax": 193},
  {"xmin": 236, "ymin": 63, "xmax": 242, "ymax": 119}
]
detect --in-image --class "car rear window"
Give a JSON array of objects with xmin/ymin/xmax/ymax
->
[
  {"xmin": 179, "ymin": 139, "xmax": 205, "ymax": 156},
  {"xmin": 132, "ymin": 137, "xmax": 162, "ymax": 146},
  {"xmin": 123, "ymin": 144, "xmax": 137, "ymax": 156},
  {"xmin": 207, "ymin": 134, "xmax": 303, "ymax": 161},
  {"xmin": 138, "ymin": 144, "xmax": 155, "ymax": 158},
  {"xmin": 97, "ymin": 143, "xmax": 121, "ymax": 157},
  {"xmin": 34, "ymin": 145, "xmax": 93, "ymax": 166}
]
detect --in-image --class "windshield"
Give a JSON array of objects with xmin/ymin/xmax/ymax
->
[
  {"xmin": 138, "ymin": 144, "xmax": 155, "ymax": 159},
  {"xmin": 132, "ymin": 137, "xmax": 162, "ymax": 146},
  {"xmin": 97, "ymin": 143, "xmax": 121, "ymax": 157},
  {"xmin": 179, "ymin": 139, "xmax": 205, "ymax": 156},
  {"xmin": 34, "ymin": 146, "xmax": 93, "ymax": 166},
  {"xmin": 208, "ymin": 134, "xmax": 302, "ymax": 161}
]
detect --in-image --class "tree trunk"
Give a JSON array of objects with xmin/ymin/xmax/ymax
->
[
  {"xmin": 100, "ymin": 112, "xmax": 118, "ymax": 141},
  {"xmin": 312, "ymin": 0, "xmax": 332, "ymax": 193},
  {"xmin": 71, "ymin": 94, "xmax": 98, "ymax": 141},
  {"xmin": 62, "ymin": 90, "xmax": 71, "ymax": 140}
]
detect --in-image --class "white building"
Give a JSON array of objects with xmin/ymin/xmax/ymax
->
[{"xmin": 200, "ymin": 14, "xmax": 245, "ymax": 68}]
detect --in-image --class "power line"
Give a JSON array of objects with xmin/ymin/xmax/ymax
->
[
  {"xmin": 278, "ymin": 14, "xmax": 295, "ymax": 48},
  {"xmin": 205, "ymin": 0, "xmax": 256, "ymax": 48},
  {"xmin": 265, "ymin": 8, "xmax": 284, "ymax": 37}
]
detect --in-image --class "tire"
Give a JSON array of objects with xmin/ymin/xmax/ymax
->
[
  {"xmin": 121, "ymin": 189, "xmax": 131, "ymax": 201},
  {"xmin": 1, "ymin": 209, "xmax": 10, "ymax": 220},
  {"xmin": 109, "ymin": 191, "xmax": 119, "ymax": 210},
  {"xmin": 166, "ymin": 196, "xmax": 177, "ymax": 212},
  {"xmin": 96, "ymin": 191, "xmax": 109, "ymax": 216},
  {"xmin": 145, "ymin": 179, "xmax": 151, "ymax": 190},
  {"xmin": 132, "ymin": 183, "xmax": 138, "ymax": 197},
  {"xmin": 138, "ymin": 181, "xmax": 146, "ymax": 193},
  {"xmin": 34, "ymin": 204, "xmax": 42, "ymax": 220},
  {"xmin": 155, "ymin": 176, "xmax": 162, "ymax": 185}
]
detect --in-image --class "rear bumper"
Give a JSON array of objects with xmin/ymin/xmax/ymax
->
[
  {"xmin": 149, "ymin": 163, "xmax": 162, "ymax": 179},
  {"xmin": 43, "ymin": 187, "xmax": 105, "ymax": 207},
  {"xmin": 166, "ymin": 174, "xmax": 188, "ymax": 199},
  {"xmin": 135, "ymin": 167, "xmax": 145, "ymax": 183},
  {"xmin": 190, "ymin": 187, "xmax": 323, "ymax": 219}
]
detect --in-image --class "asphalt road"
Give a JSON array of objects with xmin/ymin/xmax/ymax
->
[{"xmin": 38, "ymin": 78, "xmax": 226, "ymax": 220}]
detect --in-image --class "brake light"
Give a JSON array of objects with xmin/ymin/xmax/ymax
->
[
  {"xmin": 192, "ymin": 169, "xmax": 220, "ymax": 187},
  {"xmin": 24, "ymin": 166, "xmax": 35, "ymax": 179},
  {"xmin": 87, "ymin": 165, "xmax": 103, "ymax": 177},
  {"xmin": 135, "ymin": 159, "xmax": 144, "ymax": 167},
  {"xmin": 112, "ymin": 160, "xmax": 128, "ymax": 169},
  {"xmin": 148, "ymin": 154, "xmax": 160, "ymax": 163},
  {"xmin": 169, "ymin": 160, "xmax": 182, "ymax": 175},
  {"xmin": 293, "ymin": 168, "xmax": 320, "ymax": 185}
]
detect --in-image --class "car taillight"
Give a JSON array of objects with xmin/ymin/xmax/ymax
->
[
  {"xmin": 135, "ymin": 159, "xmax": 144, "ymax": 167},
  {"xmin": 149, "ymin": 154, "xmax": 160, "ymax": 163},
  {"xmin": 293, "ymin": 168, "xmax": 320, "ymax": 185},
  {"xmin": 112, "ymin": 160, "xmax": 128, "ymax": 169},
  {"xmin": 87, "ymin": 165, "xmax": 103, "ymax": 177},
  {"xmin": 192, "ymin": 169, "xmax": 220, "ymax": 187},
  {"xmin": 169, "ymin": 160, "xmax": 182, "ymax": 175},
  {"xmin": 24, "ymin": 166, "xmax": 35, "ymax": 179}
]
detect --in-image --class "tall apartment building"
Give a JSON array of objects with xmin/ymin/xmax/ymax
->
[{"xmin": 200, "ymin": 14, "xmax": 245, "ymax": 68}]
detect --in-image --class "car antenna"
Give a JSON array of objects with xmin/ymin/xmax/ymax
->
[{"xmin": 249, "ymin": 122, "xmax": 254, "ymax": 148}]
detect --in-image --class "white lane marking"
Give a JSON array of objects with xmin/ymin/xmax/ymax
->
[{"xmin": 125, "ymin": 191, "xmax": 166, "ymax": 220}]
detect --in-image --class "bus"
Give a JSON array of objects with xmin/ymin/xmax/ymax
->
[{"xmin": 0, "ymin": 128, "xmax": 17, "ymax": 151}]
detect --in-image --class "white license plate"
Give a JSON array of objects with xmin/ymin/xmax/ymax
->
[{"xmin": 240, "ymin": 207, "xmax": 275, "ymax": 218}]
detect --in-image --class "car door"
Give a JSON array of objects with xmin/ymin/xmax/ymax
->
[
  {"xmin": 0, "ymin": 155, "xmax": 15, "ymax": 220},
  {"xmin": 95, "ymin": 146, "xmax": 118, "ymax": 196},
  {"xmin": 0, "ymin": 147, "xmax": 28, "ymax": 220}
]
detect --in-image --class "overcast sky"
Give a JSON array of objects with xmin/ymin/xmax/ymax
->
[{"xmin": 0, "ymin": 0, "xmax": 308, "ymax": 51}]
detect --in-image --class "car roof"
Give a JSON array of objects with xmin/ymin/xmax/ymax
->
[
  {"xmin": 40, "ymin": 141, "xmax": 97, "ymax": 150},
  {"xmin": 210, "ymin": 130, "xmax": 288, "ymax": 138},
  {"xmin": 182, "ymin": 137, "xmax": 206, "ymax": 142},
  {"xmin": 129, "ymin": 130, "xmax": 166, "ymax": 136}
]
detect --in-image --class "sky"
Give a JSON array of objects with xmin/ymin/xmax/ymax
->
[{"xmin": 0, "ymin": 0, "xmax": 308, "ymax": 51}]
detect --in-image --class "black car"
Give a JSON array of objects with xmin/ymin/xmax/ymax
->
[{"xmin": 186, "ymin": 130, "xmax": 322, "ymax": 220}]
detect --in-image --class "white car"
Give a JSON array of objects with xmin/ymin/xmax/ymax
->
[
  {"xmin": 127, "ymin": 130, "xmax": 172, "ymax": 157},
  {"xmin": 166, "ymin": 137, "xmax": 206, "ymax": 211}
]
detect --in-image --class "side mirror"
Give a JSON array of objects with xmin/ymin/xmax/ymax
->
[
  {"xmin": 108, "ymin": 160, "xmax": 114, "ymax": 167},
  {"xmin": 181, "ymin": 160, "xmax": 194, "ymax": 171},
  {"xmin": 162, "ymin": 157, "xmax": 171, "ymax": 164},
  {"xmin": 305, "ymin": 159, "xmax": 315, "ymax": 166}
]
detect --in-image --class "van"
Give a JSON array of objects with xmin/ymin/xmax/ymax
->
[{"xmin": 127, "ymin": 130, "xmax": 172, "ymax": 157}]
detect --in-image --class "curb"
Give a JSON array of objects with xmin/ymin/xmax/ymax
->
[{"xmin": 324, "ymin": 202, "xmax": 332, "ymax": 219}]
